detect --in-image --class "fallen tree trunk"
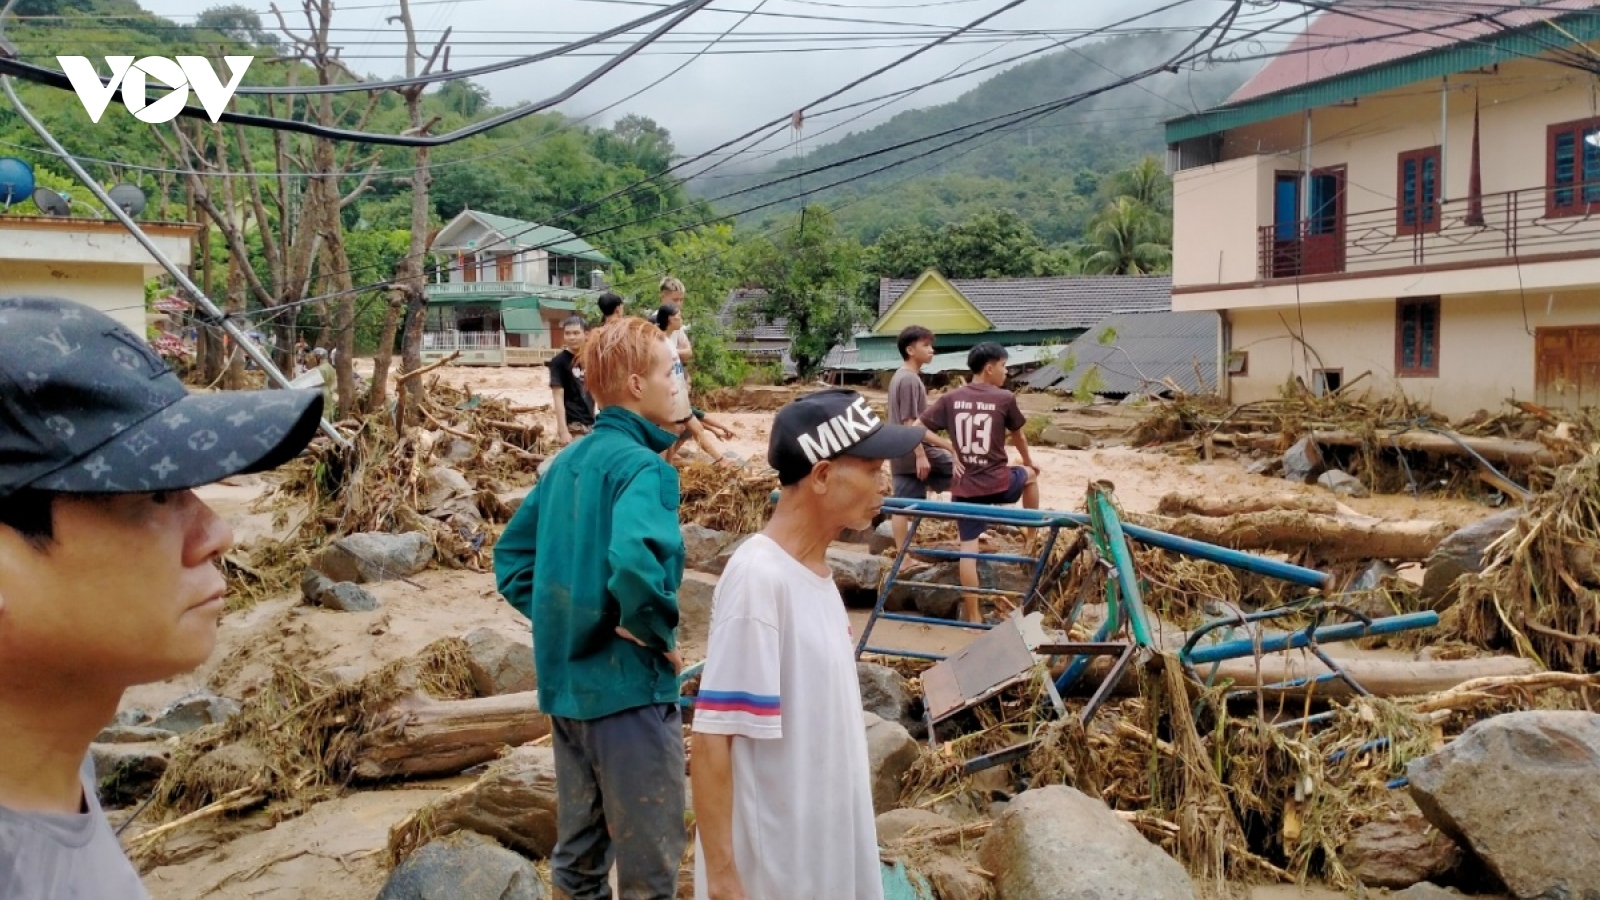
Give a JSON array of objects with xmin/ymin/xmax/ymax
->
[
  {"xmin": 351, "ymin": 690, "xmax": 548, "ymax": 780},
  {"xmin": 1133, "ymin": 510, "xmax": 1454, "ymax": 562},
  {"xmin": 1200, "ymin": 652, "xmax": 1537, "ymax": 700},
  {"xmin": 1156, "ymin": 492, "xmax": 1339, "ymax": 518},
  {"xmin": 1301, "ymin": 429, "xmax": 1563, "ymax": 467}
]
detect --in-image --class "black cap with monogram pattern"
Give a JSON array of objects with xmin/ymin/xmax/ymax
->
[{"xmin": 0, "ymin": 296, "xmax": 324, "ymax": 500}]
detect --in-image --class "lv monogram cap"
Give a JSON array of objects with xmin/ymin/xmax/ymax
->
[{"xmin": 0, "ymin": 296, "xmax": 324, "ymax": 500}]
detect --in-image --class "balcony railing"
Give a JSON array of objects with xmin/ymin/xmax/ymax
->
[
  {"xmin": 423, "ymin": 330, "xmax": 505, "ymax": 351},
  {"xmin": 1257, "ymin": 184, "xmax": 1600, "ymax": 280},
  {"xmin": 426, "ymin": 281, "xmax": 537, "ymax": 296}
]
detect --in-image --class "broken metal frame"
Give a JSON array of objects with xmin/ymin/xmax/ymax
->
[{"xmin": 0, "ymin": 74, "xmax": 352, "ymax": 451}]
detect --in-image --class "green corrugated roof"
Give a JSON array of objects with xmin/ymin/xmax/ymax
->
[
  {"xmin": 1165, "ymin": 12, "xmax": 1600, "ymax": 144},
  {"xmin": 502, "ymin": 308, "xmax": 546, "ymax": 333},
  {"xmin": 466, "ymin": 211, "xmax": 611, "ymax": 263}
]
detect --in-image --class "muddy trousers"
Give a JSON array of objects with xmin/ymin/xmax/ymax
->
[{"xmin": 550, "ymin": 704, "xmax": 687, "ymax": 900}]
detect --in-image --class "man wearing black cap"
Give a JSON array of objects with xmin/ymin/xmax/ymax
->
[
  {"xmin": 0, "ymin": 296, "xmax": 324, "ymax": 900},
  {"xmin": 691, "ymin": 389, "xmax": 922, "ymax": 900}
]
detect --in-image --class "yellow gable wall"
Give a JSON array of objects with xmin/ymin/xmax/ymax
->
[{"xmin": 875, "ymin": 274, "xmax": 992, "ymax": 336}]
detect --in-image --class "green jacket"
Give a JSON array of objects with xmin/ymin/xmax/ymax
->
[{"xmin": 493, "ymin": 406, "xmax": 684, "ymax": 721}]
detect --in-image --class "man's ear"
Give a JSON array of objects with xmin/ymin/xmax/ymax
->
[{"xmin": 808, "ymin": 459, "xmax": 833, "ymax": 494}]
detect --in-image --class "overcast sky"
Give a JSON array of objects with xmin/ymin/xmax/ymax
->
[{"xmin": 133, "ymin": 0, "xmax": 1258, "ymax": 155}]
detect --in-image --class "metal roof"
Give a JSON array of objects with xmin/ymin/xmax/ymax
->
[
  {"xmin": 1027, "ymin": 311, "xmax": 1219, "ymax": 396},
  {"xmin": 876, "ymin": 274, "xmax": 1171, "ymax": 330},
  {"xmin": 719, "ymin": 288, "xmax": 790, "ymax": 341},
  {"xmin": 433, "ymin": 210, "xmax": 612, "ymax": 263},
  {"xmin": 1166, "ymin": 3, "xmax": 1600, "ymax": 144}
]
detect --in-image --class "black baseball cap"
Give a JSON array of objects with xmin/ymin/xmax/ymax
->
[
  {"xmin": 768, "ymin": 389, "xmax": 924, "ymax": 486},
  {"xmin": 0, "ymin": 296, "xmax": 325, "ymax": 500}
]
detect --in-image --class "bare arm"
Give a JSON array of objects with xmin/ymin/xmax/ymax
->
[
  {"xmin": 551, "ymin": 386, "xmax": 570, "ymax": 441},
  {"xmin": 692, "ymin": 732, "xmax": 749, "ymax": 900}
]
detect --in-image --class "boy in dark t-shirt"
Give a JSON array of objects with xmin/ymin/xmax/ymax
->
[
  {"xmin": 921, "ymin": 342, "xmax": 1040, "ymax": 623},
  {"xmin": 549, "ymin": 316, "xmax": 597, "ymax": 444}
]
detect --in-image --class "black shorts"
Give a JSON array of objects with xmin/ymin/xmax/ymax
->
[
  {"xmin": 890, "ymin": 454, "xmax": 954, "ymax": 499},
  {"xmin": 954, "ymin": 466, "xmax": 1030, "ymax": 541}
]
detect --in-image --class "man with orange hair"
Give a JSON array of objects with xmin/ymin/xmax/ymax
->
[{"xmin": 495, "ymin": 316, "xmax": 688, "ymax": 900}]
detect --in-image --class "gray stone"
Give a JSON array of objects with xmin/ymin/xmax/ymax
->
[
  {"xmin": 301, "ymin": 568, "xmax": 336, "ymax": 604},
  {"xmin": 314, "ymin": 531, "xmax": 435, "ymax": 583},
  {"xmin": 319, "ymin": 581, "xmax": 380, "ymax": 612},
  {"xmin": 678, "ymin": 570, "xmax": 718, "ymax": 646},
  {"xmin": 379, "ymin": 831, "xmax": 544, "ymax": 900},
  {"xmin": 681, "ymin": 524, "xmax": 735, "ymax": 572},
  {"xmin": 876, "ymin": 808, "xmax": 958, "ymax": 844},
  {"xmin": 1245, "ymin": 457, "xmax": 1283, "ymax": 477},
  {"xmin": 1390, "ymin": 885, "xmax": 1466, "ymax": 900},
  {"xmin": 112, "ymin": 708, "xmax": 151, "ymax": 727},
  {"xmin": 979, "ymin": 785, "xmax": 1195, "ymax": 900},
  {"xmin": 890, "ymin": 560, "xmax": 1032, "ymax": 620},
  {"xmin": 864, "ymin": 711, "xmax": 919, "ymax": 816},
  {"xmin": 1341, "ymin": 560, "xmax": 1403, "ymax": 619},
  {"xmin": 93, "ymin": 725, "xmax": 176, "ymax": 745},
  {"xmin": 408, "ymin": 745, "xmax": 560, "ymax": 860},
  {"xmin": 1341, "ymin": 811, "xmax": 1464, "ymax": 889},
  {"xmin": 422, "ymin": 465, "xmax": 475, "ymax": 512},
  {"xmin": 91, "ymin": 742, "xmax": 170, "ymax": 808},
  {"xmin": 871, "ymin": 521, "xmax": 901, "ymax": 555},
  {"xmin": 857, "ymin": 662, "xmax": 912, "ymax": 728},
  {"xmin": 1040, "ymin": 426, "xmax": 1092, "ymax": 450},
  {"xmin": 1281, "ymin": 436, "xmax": 1327, "ymax": 484},
  {"xmin": 828, "ymin": 546, "xmax": 891, "ymax": 606},
  {"xmin": 1317, "ymin": 469, "xmax": 1371, "ymax": 498},
  {"xmin": 705, "ymin": 535, "xmax": 753, "ymax": 576},
  {"xmin": 1408, "ymin": 711, "xmax": 1600, "ymax": 900},
  {"xmin": 462, "ymin": 627, "xmax": 536, "ymax": 696},
  {"xmin": 1420, "ymin": 509, "xmax": 1522, "ymax": 610},
  {"xmin": 150, "ymin": 693, "xmax": 241, "ymax": 734}
]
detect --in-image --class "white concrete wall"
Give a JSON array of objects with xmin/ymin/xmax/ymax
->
[
  {"xmin": 1227, "ymin": 290, "xmax": 1600, "ymax": 418},
  {"xmin": 0, "ymin": 259, "xmax": 157, "ymax": 336}
]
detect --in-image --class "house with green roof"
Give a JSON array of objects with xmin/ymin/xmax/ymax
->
[{"xmin": 423, "ymin": 209, "xmax": 613, "ymax": 366}]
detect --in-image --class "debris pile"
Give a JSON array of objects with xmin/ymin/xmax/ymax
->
[{"xmin": 677, "ymin": 461, "xmax": 779, "ymax": 534}]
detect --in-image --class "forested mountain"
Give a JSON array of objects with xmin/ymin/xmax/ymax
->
[{"xmin": 705, "ymin": 30, "xmax": 1252, "ymax": 244}]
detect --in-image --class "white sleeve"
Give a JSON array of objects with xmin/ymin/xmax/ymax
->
[{"xmin": 692, "ymin": 565, "xmax": 783, "ymax": 740}]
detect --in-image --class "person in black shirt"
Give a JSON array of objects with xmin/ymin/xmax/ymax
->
[{"xmin": 549, "ymin": 315, "xmax": 597, "ymax": 444}]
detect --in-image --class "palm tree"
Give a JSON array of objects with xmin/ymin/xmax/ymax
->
[
  {"xmin": 1107, "ymin": 155, "xmax": 1171, "ymax": 212},
  {"xmin": 1081, "ymin": 197, "xmax": 1171, "ymax": 275}
]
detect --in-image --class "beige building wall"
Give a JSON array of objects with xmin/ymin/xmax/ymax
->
[
  {"xmin": 0, "ymin": 259, "xmax": 157, "ymax": 337},
  {"xmin": 1228, "ymin": 290, "xmax": 1600, "ymax": 419},
  {"xmin": 1173, "ymin": 56, "xmax": 1600, "ymax": 305}
]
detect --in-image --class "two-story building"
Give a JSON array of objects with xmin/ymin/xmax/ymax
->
[
  {"xmin": 422, "ymin": 209, "xmax": 612, "ymax": 366},
  {"xmin": 1166, "ymin": 3, "xmax": 1600, "ymax": 416}
]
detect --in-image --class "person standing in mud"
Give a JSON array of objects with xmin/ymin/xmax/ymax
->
[
  {"xmin": 692, "ymin": 389, "xmax": 925, "ymax": 900},
  {"xmin": 494, "ymin": 316, "xmax": 688, "ymax": 900},
  {"xmin": 549, "ymin": 316, "xmax": 597, "ymax": 445},
  {"xmin": 0, "ymin": 296, "xmax": 325, "ymax": 900}
]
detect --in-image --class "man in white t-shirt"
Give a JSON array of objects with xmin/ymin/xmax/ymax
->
[{"xmin": 691, "ymin": 389, "xmax": 924, "ymax": 900}]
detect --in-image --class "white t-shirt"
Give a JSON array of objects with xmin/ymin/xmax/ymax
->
[{"xmin": 692, "ymin": 534, "xmax": 883, "ymax": 900}]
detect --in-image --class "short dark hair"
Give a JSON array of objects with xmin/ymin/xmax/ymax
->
[
  {"xmin": 967, "ymin": 342, "xmax": 1009, "ymax": 374},
  {"xmin": 561, "ymin": 315, "xmax": 587, "ymax": 331},
  {"xmin": 654, "ymin": 303, "xmax": 680, "ymax": 330},
  {"xmin": 597, "ymin": 292, "xmax": 624, "ymax": 318},
  {"xmin": 0, "ymin": 489, "xmax": 56, "ymax": 550},
  {"xmin": 896, "ymin": 325, "xmax": 934, "ymax": 360}
]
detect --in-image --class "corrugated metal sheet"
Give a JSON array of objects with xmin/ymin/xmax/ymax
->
[
  {"xmin": 1028, "ymin": 311, "xmax": 1219, "ymax": 396},
  {"xmin": 719, "ymin": 288, "xmax": 790, "ymax": 341},
  {"xmin": 1166, "ymin": 6, "xmax": 1600, "ymax": 143}
]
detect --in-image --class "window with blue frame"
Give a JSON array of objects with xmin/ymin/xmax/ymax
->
[
  {"xmin": 1398, "ymin": 147, "xmax": 1441, "ymax": 235},
  {"xmin": 1395, "ymin": 297, "xmax": 1440, "ymax": 377},
  {"xmin": 1547, "ymin": 117, "xmax": 1600, "ymax": 217}
]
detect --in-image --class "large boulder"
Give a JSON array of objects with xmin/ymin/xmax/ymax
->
[
  {"xmin": 681, "ymin": 524, "xmax": 735, "ymax": 572},
  {"xmin": 857, "ymin": 662, "xmax": 912, "ymax": 728},
  {"xmin": 1340, "ymin": 811, "xmax": 1463, "ymax": 889},
  {"xmin": 1408, "ymin": 711, "xmax": 1600, "ymax": 899},
  {"xmin": 1317, "ymin": 469, "xmax": 1370, "ymax": 498},
  {"xmin": 1281, "ymin": 436, "xmax": 1327, "ymax": 484},
  {"xmin": 302, "ymin": 572, "xmax": 380, "ymax": 613},
  {"xmin": 91, "ymin": 742, "xmax": 170, "ymax": 807},
  {"xmin": 150, "ymin": 693, "xmax": 241, "ymax": 734},
  {"xmin": 678, "ymin": 570, "xmax": 718, "ymax": 645},
  {"xmin": 410, "ymin": 745, "xmax": 561, "ymax": 860},
  {"xmin": 705, "ymin": 535, "xmax": 753, "ymax": 576},
  {"xmin": 863, "ymin": 712, "xmax": 919, "ymax": 815},
  {"xmin": 889, "ymin": 560, "xmax": 1033, "ymax": 620},
  {"xmin": 313, "ymin": 531, "xmax": 435, "ymax": 584},
  {"xmin": 979, "ymin": 785, "xmax": 1194, "ymax": 900},
  {"xmin": 1039, "ymin": 426, "xmax": 1092, "ymax": 450},
  {"xmin": 828, "ymin": 547, "xmax": 891, "ymax": 607},
  {"xmin": 379, "ymin": 831, "xmax": 544, "ymax": 900},
  {"xmin": 1420, "ymin": 509, "xmax": 1522, "ymax": 610},
  {"xmin": 462, "ymin": 627, "xmax": 537, "ymax": 696}
]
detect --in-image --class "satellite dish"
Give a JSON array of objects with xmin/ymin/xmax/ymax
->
[
  {"xmin": 108, "ymin": 183, "xmax": 147, "ymax": 217},
  {"xmin": 31, "ymin": 187, "xmax": 70, "ymax": 217},
  {"xmin": 0, "ymin": 157, "xmax": 34, "ymax": 209}
]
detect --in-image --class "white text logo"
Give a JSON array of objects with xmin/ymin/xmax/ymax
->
[
  {"xmin": 57, "ymin": 56, "xmax": 252, "ymax": 124},
  {"xmin": 797, "ymin": 396, "xmax": 881, "ymax": 464}
]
